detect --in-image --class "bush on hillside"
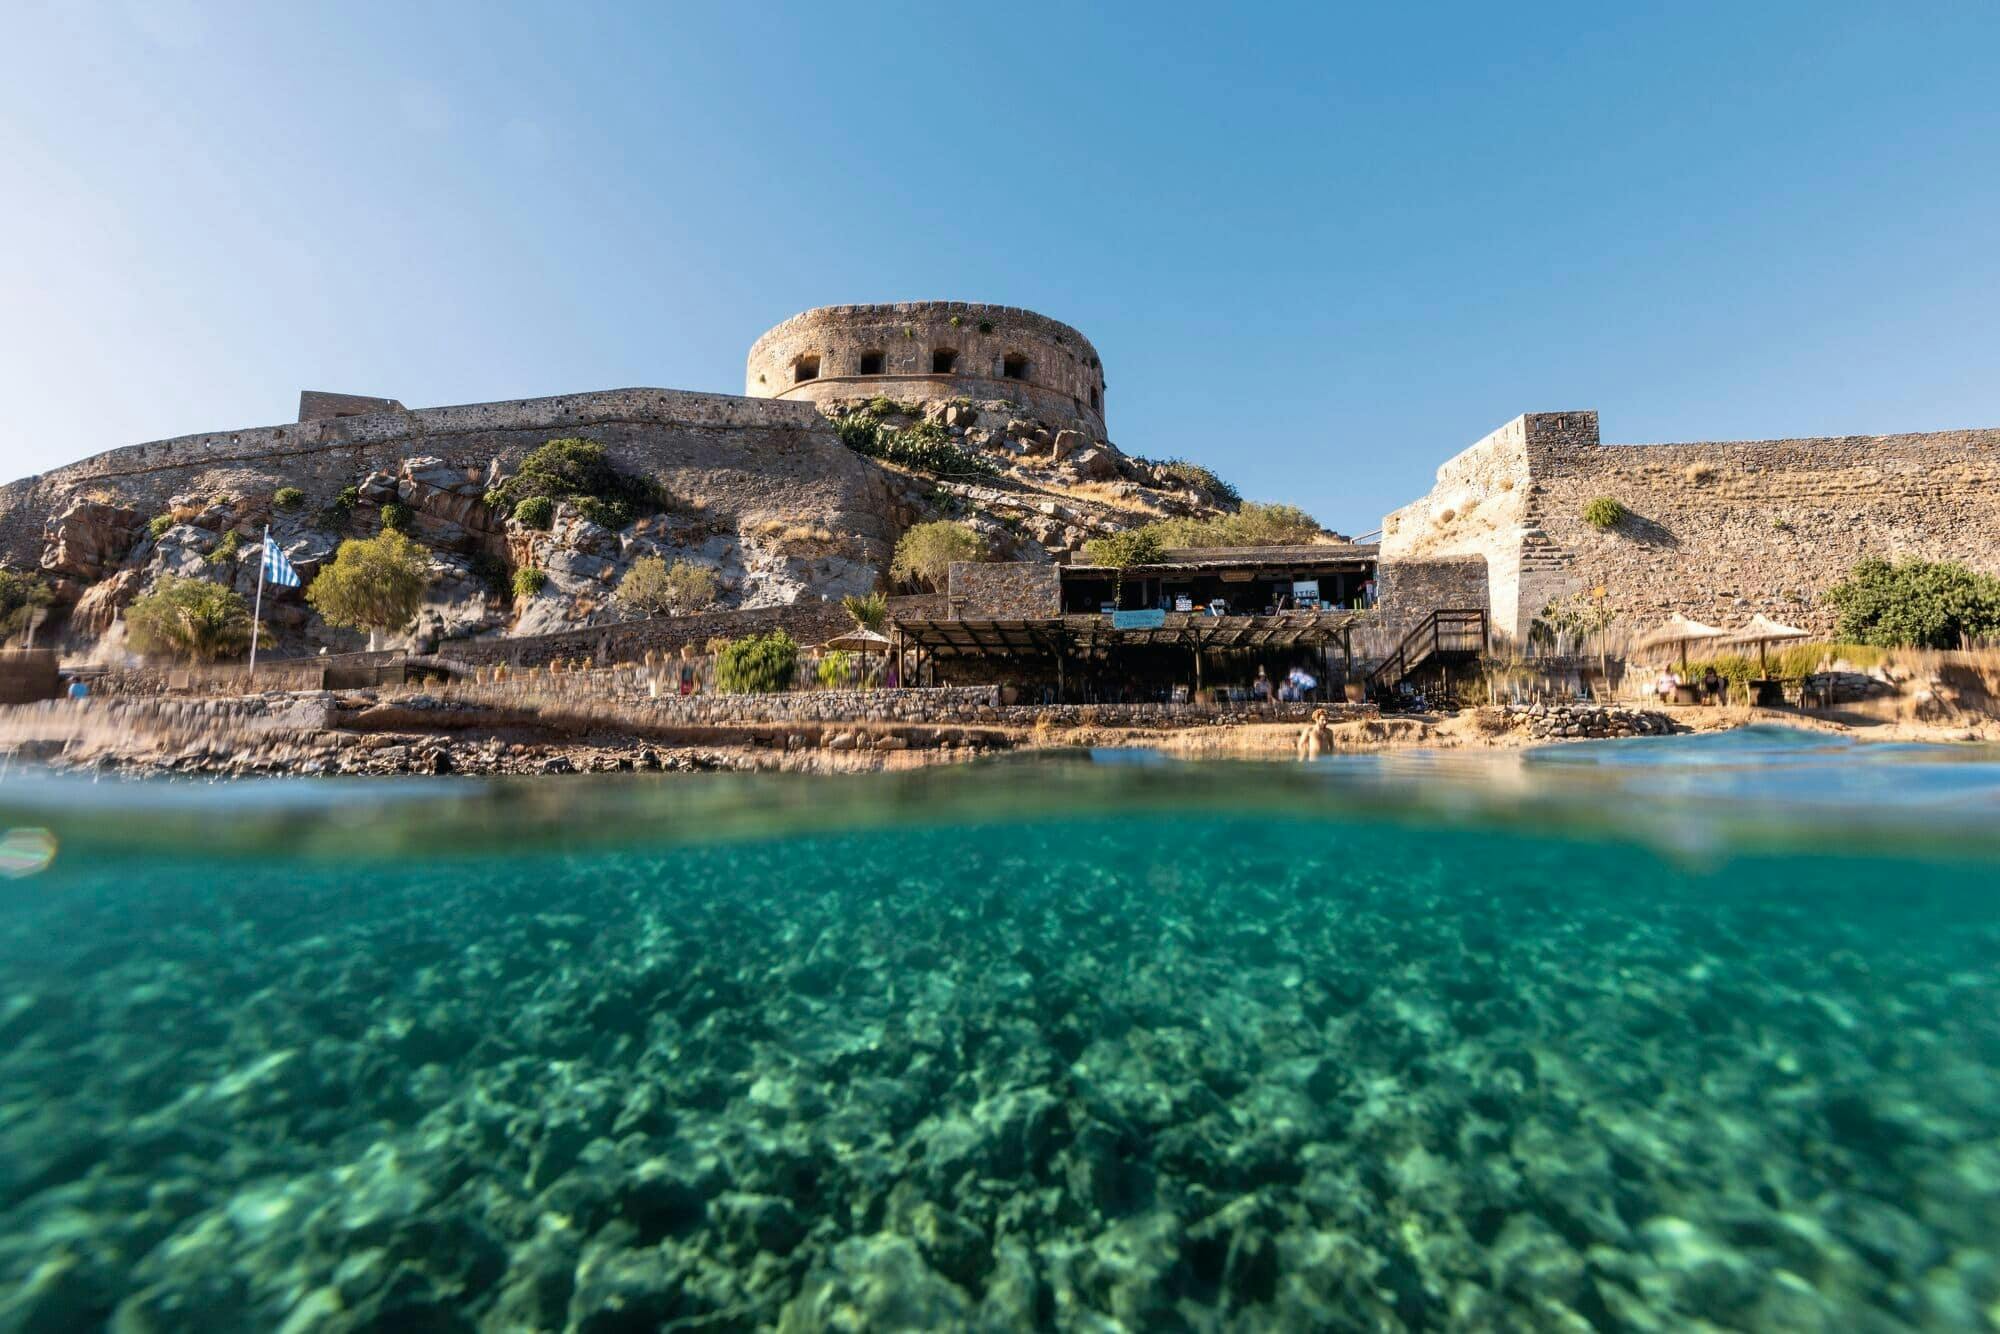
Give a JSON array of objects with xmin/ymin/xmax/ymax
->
[
  {"xmin": 833, "ymin": 411, "xmax": 998, "ymax": 477},
  {"xmin": 486, "ymin": 438, "xmax": 664, "ymax": 529},
  {"xmin": 618, "ymin": 556, "xmax": 717, "ymax": 615},
  {"xmin": 1582, "ymin": 497, "xmax": 1627, "ymax": 530},
  {"xmin": 273, "ymin": 487, "xmax": 305, "ymax": 511},
  {"xmin": 379, "ymin": 502, "xmax": 414, "ymax": 534},
  {"xmin": 512, "ymin": 567, "xmax": 548, "ymax": 598}
]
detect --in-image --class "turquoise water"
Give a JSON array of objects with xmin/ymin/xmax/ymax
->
[{"xmin": 0, "ymin": 730, "xmax": 1997, "ymax": 1331}]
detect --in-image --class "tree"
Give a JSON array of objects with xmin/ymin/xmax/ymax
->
[
  {"xmin": 1825, "ymin": 557, "xmax": 2000, "ymax": 649},
  {"xmin": 0, "ymin": 570, "xmax": 53, "ymax": 640},
  {"xmin": 306, "ymin": 530, "xmax": 430, "ymax": 640},
  {"xmin": 891, "ymin": 521, "xmax": 985, "ymax": 592},
  {"xmin": 619, "ymin": 556, "xmax": 718, "ymax": 615},
  {"xmin": 842, "ymin": 591, "xmax": 889, "ymax": 632},
  {"xmin": 124, "ymin": 575, "xmax": 255, "ymax": 661},
  {"xmin": 1081, "ymin": 528, "xmax": 1166, "ymax": 568}
]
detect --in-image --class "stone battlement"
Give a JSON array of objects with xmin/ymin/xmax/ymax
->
[{"xmin": 1383, "ymin": 411, "xmax": 2000, "ymax": 640}]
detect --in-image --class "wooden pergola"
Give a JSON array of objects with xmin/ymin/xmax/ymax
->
[{"xmin": 891, "ymin": 611, "xmax": 1365, "ymax": 695}]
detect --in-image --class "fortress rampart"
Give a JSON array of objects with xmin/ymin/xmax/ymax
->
[
  {"xmin": 0, "ymin": 387, "xmax": 883, "ymax": 569},
  {"xmin": 1383, "ymin": 411, "xmax": 2000, "ymax": 640},
  {"xmin": 746, "ymin": 302, "xmax": 1108, "ymax": 436}
]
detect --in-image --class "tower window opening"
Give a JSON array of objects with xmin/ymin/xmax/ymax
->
[
  {"xmin": 1090, "ymin": 387, "xmax": 1100, "ymax": 410},
  {"xmin": 794, "ymin": 355, "xmax": 820, "ymax": 383},
  {"xmin": 1002, "ymin": 353, "xmax": 1028, "ymax": 380},
  {"xmin": 931, "ymin": 348, "xmax": 958, "ymax": 374},
  {"xmin": 858, "ymin": 351, "xmax": 885, "ymax": 375}
]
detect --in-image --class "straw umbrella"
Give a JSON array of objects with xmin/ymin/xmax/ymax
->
[
  {"xmin": 1634, "ymin": 613, "xmax": 1726, "ymax": 670},
  {"xmin": 820, "ymin": 628, "xmax": 893, "ymax": 685},
  {"xmin": 1718, "ymin": 613, "xmax": 1811, "ymax": 673}
]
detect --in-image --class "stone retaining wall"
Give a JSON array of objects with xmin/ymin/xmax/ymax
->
[{"xmin": 1509, "ymin": 703, "xmax": 1676, "ymax": 740}]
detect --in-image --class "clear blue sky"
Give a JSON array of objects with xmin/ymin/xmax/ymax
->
[{"xmin": 4, "ymin": 2, "xmax": 1996, "ymax": 535}]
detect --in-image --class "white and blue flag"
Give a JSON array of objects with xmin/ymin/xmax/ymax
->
[{"xmin": 262, "ymin": 535, "xmax": 301, "ymax": 588}]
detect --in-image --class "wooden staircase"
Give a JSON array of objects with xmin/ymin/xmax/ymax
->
[{"xmin": 1368, "ymin": 609, "xmax": 1489, "ymax": 700}]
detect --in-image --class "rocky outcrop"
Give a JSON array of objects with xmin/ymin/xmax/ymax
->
[{"xmin": 40, "ymin": 499, "xmax": 142, "ymax": 583}]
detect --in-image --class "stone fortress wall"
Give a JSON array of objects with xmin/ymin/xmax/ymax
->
[
  {"xmin": 745, "ymin": 302, "xmax": 1108, "ymax": 436},
  {"xmin": 0, "ymin": 387, "xmax": 892, "ymax": 570},
  {"xmin": 1383, "ymin": 411, "xmax": 2000, "ymax": 641}
]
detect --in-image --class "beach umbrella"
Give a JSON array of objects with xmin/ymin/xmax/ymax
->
[
  {"xmin": 1635, "ymin": 613, "xmax": 1726, "ymax": 669},
  {"xmin": 1719, "ymin": 613, "xmax": 1812, "ymax": 672},
  {"xmin": 821, "ymin": 628, "xmax": 893, "ymax": 654},
  {"xmin": 820, "ymin": 628, "xmax": 894, "ymax": 686}
]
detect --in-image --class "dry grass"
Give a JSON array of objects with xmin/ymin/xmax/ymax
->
[{"xmin": 1028, "ymin": 479, "xmax": 1165, "ymax": 515}]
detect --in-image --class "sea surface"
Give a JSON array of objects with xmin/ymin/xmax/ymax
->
[{"xmin": 0, "ymin": 726, "xmax": 1996, "ymax": 1331}]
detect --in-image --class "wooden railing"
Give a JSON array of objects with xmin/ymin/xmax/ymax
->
[{"xmin": 1367, "ymin": 609, "xmax": 1488, "ymax": 694}]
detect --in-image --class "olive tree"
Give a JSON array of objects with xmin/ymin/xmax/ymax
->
[
  {"xmin": 890, "ymin": 521, "xmax": 985, "ymax": 593},
  {"xmin": 305, "ymin": 530, "xmax": 430, "ymax": 647}
]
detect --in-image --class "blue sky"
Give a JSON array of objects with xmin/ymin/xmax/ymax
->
[{"xmin": 4, "ymin": 2, "xmax": 1996, "ymax": 534}]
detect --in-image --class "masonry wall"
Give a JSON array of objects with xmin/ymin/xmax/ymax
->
[
  {"xmin": 746, "ymin": 303, "xmax": 1108, "ymax": 436},
  {"xmin": 0, "ymin": 387, "xmax": 894, "ymax": 571},
  {"xmin": 947, "ymin": 561, "xmax": 1061, "ymax": 617},
  {"xmin": 1384, "ymin": 410, "xmax": 2000, "ymax": 640}
]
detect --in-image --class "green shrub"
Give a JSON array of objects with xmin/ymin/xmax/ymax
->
[
  {"xmin": 305, "ymin": 530, "xmax": 430, "ymax": 633},
  {"xmin": 816, "ymin": 650, "xmax": 855, "ymax": 688},
  {"xmin": 716, "ymin": 631, "xmax": 798, "ymax": 693},
  {"xmin": 206, "ymin": 530, "xmax": 242, "ymax": 564},
  {"xmin": 891, "ymin": 521, "xmax": 985, "ymax": 591},
  {"xmin": 1825, "ymin": 556, "xmax": 2000, "ymax": 649},
  {"xmin": 832, "ymin": 412, "xmax": 998, "ymax": 477},
  {"xmin": 147, "ymin": 514, "xmax": 174, "ymax": 539},
  {"xmin": 512, "ymin": 567, "xmax": 548, "ymax": 598},
  {"xmin": 572, "ymin": 495, "xmax": 630, "ymax": 530},
  {"xmin": 842, "ymin": 591, "xmax": 889, "ymax": 632},
  {"xmin": 273, "ymin": 486, "xmax": 305, "ymax": 511},
  {"xmin": 1582, "ymin": 497, "xmax": 1627, "ymax": 530},
  {"xmin": 513, "ymin": 495, "xmax": 555, "ymax": 530},
  {"xmin": 1079, "ymin": 502, "xmax": 1321, "ymax": 562},
  {"xmin": 379, "ymin": 502, "xmax": 413, "ymax": 534},
  {"xmin": 125, "ymin": 575, "xmax": 254, "ymax": 661},
  {"xmin": 1081, "ymin": 528, "xmax": 1167, "ymax": 568},
  {"xmin": 486, "ymin": 437, "xmax": 661, "ymax": 529},
  {"xmin": 977, "ymin": 320, "xmax": 994, "ymax": 334},
  {"xmin": 0, "ymin": 570, "xmax": 53, "ymax": 638},
  {"xmin": 618, "ymin": 556, "xmax": 717, "ymax": 614}
]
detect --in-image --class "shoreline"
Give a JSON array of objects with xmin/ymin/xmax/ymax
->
[{"xmin": 3, "ymin": 690, "xmax": 1995, "ymax": 780}]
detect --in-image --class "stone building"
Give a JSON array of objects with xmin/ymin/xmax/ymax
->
[{"xmin": 745, "ymin": 302, "xmax": 1108, "ymax": 437}]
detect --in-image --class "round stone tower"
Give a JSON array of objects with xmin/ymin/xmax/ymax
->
[{"xmin": 746, "ymin": 302, "xmax": 1107, "ymax": 436}]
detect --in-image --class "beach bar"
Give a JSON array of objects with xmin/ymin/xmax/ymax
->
[{"xmin": 893, "ymin": 545, "xmax": 1379, "ymax": 703}]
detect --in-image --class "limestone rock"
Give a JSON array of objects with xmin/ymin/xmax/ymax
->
[{"xmin": 40, "ymin": 498, "xmax": 143, "ymax": 581}]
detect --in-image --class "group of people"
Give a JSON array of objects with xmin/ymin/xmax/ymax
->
[
  {"xmin": 1650, "ymin": 665, "xmax": 1726, "ymax": 705},
  {"xmin": 1252, "ymin": 664, "xmax": 1321, "ymax": 702}
]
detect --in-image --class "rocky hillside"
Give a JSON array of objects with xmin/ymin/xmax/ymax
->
[{"xmin": 0, "ymin": 386, "xmax": 1240, "ymax": 658}]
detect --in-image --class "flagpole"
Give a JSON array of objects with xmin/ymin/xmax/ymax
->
[{"xmin": 249, "ymin": 525, "xmax": 269, "ymax": 679}]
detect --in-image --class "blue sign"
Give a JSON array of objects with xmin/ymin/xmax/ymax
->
[{"xmin": 1110, "ymin": 609, "xmax": 1167, "ymax": 629}]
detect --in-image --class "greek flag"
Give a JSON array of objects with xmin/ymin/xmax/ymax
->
[{"xmin": 262, "ymin": 535, "xmax": 301, "ymax": 588}]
